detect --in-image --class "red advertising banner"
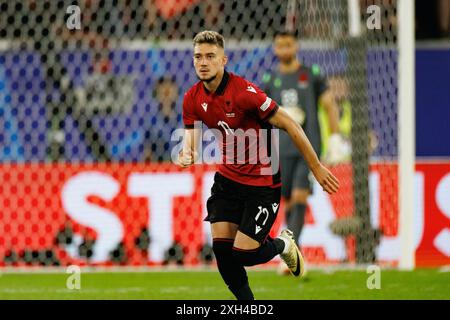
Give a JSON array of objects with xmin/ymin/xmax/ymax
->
[
  {"xmin": 0, "ymin": 161, "xmax": 449, "ymax": 267},
  {"xmin": 416, "ymin": 163, "xmax": 450, "ymax": 266}
]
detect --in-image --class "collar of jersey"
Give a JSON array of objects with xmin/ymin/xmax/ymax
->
[{"xmin": 202, "ymin": 70, "xmax": 230, "ymax": 96}]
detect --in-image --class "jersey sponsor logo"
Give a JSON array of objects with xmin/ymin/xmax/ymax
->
[
  {"xmin": 224, "ymin": 100, "xmax": 235, "ymax": 117},
  {"xmin": 280, "ymin": 89, "xmax": 305, "ymax": 125},
  {"xmin": 246, "ymin": 85, "xmax": 257, "ymax": 93},
  {"xmin": 260, "ymin": 97, "xmax": 272, "ymax": 112},
  {"xmin": 201, "ymin": 102, "xmax": 208, "ymax": 112},
  {"xmin": 281, "ymin": 89, "xmax": 298, "ymax": 107}
]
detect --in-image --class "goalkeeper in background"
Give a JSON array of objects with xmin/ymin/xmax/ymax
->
[{"xmin": 262, "ymin": 30, "xmax": 349, "ymax": 273}]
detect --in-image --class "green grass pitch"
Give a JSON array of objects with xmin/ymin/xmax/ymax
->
[{"xmin": 0, "ymin": 268, "xmax": 449, "ymax": 300}]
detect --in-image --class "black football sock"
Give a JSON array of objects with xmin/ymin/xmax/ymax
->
[
  {"xmin": 212, "ymin": 238, "xmax": 254, "ymax": 300},
  {"xmin": 232, "ymin": 237, "xmax": 284, "ymax": 267},
  {"xmin": 287, "ymin": 203, "xmax": 306, "ymax": 245},
  {"xmin": 231, "ymin": 282, "xmax": 254, "ymax": 300}
]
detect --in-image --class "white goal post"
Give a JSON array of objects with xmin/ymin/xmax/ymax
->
[
  {"xmin": 398, "ymin": 0, "xmax": 416, "ymax": 270},
  {"xmin": 347, "ymin": 0, "xmax": 416, "ymax": 269}
]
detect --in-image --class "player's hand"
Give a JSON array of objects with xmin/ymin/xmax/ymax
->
[
  {"xmin": 177, "ymin": 150, "xmax": 197, "ymax": 168},
  {"xmin": 311, "ymin": 162, "xmax": 340, "ymax": 194}
]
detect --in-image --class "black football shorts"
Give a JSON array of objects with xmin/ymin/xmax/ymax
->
[{"xmin": 205, "ymin": 172, "xmax": 281, "ymax": 243}]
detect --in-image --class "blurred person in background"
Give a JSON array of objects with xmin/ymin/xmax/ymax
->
[
  {"xmin": 318, "ymin": 73, "xmax": 352, "ymax": 161},
  {"xmin": 0, "ymin": 0, "xmax": 121, "ymax": 161},
  {"xmin": 262, "ymin": 30, "xmax": 348, "ymax": 275},
  {"xmin": 144, "ymin": 76, "xmax": 181, "ymax": 162},
  {"xmin": 437, "ymin": 0, "xmax": 450, "ymax": 38},
  {"xmin": 319, "ymin": 74, "xmax": 377, "ymax": 159},
  {"xmin": 416, "ymin": 0, "xmax": 450, "ymax": 39}
]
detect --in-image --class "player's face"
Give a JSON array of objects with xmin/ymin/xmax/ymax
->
[
  {"xmin": 193, "ymin": 43, "xmax": 227, "ymax": 83},
  {"xmin": 273, "ymin": 36, "xmax": 298, "ymax": 64}
]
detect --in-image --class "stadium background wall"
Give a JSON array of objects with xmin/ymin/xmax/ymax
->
[
  {"xmin": 0, "ymin": 44, "xmax": 449, "ymax": 268},
  {"xmin": 0, "ymin": 161, "xmax": 449, "ymax": 267}
]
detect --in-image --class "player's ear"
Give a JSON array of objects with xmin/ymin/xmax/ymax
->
[{"xmin": 222, "ymin": 54, "xmax": 228, "ymax": 67}]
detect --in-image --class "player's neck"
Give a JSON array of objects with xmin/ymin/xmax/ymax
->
[
  {"xmin": 279, "ymin": 59, "xmax": 301, "ymax": 74},
  {"xmin": 203, "ymin": 70, "xmax": 224, "ymax": 93}
]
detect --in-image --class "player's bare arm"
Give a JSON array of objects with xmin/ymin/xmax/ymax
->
[
  {"xmin": 320, "ymin": 88, "xmax": 350, "ymax": 165},
  {"xmin": 319, "ymin": 89, "xmax": 340, "ymax": 134},
  {"xmin": 178, "ymin": 127, "xmax": 201, "ymax": 168},
  {"xmin": 268, "ymin": 107, "xmax": 340, "ymax": 194}
]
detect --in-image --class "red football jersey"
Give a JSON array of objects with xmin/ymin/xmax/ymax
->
[{"xmin": 182, "ymin": 71, "xmax": 281, "ymax": 187}]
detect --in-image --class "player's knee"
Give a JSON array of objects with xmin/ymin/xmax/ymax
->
[
  {"xmin": 291, "ymin": 189, "xmax": 309, "ymax": 204},
  {"xmin": 212, "ymin": 238, "xmax": 233, "ymax": 260},
  {"xmin": 232, "ymin": 233, "xmax": 262, "ymax": 267},
  {"xmin": 233, "ymin": 231, "xmax": 261, "ymax": 250},
  {"xmin": 232, "ymin": 247, "xmax": 260, "ymax": 267}
]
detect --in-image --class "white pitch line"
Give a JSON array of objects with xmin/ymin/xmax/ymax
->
[{"xmin": 0, "ymin": 287, "xmax": 146, "ymax": 294}]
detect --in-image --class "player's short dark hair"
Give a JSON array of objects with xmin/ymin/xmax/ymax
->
[
  {"xmin": 274, "ymin": 29, "xmax": 298, "ymax": 39},
  {"xmin": 193, "ymin": 31, "xmax": 225, "ymax": 49}
]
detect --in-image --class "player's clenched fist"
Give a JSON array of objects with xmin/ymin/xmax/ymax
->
[{"xmin": 177, "ymin": 150, "xmax": 198, "ymax": 168}]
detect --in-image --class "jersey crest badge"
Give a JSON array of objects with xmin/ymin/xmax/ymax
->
[{"xmin": 298, "ymin": 72, "xmax": 309, "ymax": 89}]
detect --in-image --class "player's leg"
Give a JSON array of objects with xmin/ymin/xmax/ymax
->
[
  {"xmin": 206, "ymin": 173, "xmax": 253, "ymax": 300},
  {"xmin": 278, "ymin": 156, "xmax": 295, "ymax": 273},
  {"xmin": 231, "ymin": 227, "xmax": 305, "ymax": 277},
  {"xmin": 232, "ymin": 231, "xmax": 285, "ymax": 266},
  {"xmin": 231, "ymin": 186, "xmax": 287, "ymax": 267},
  {"xmin": 274, "ymin": 161, "xmax": 311, "ymax": 277},
  {"xmin": 280, "ymin": 156, "xmax": 295, "ymax": 226},
  {"xmin": 287, "ymin": 160, "xmax": 313, "ymax": 244},
  {"xmin": 278, "ymin": 191, "xmax": 306, "ymax": 274},
  {"xmin": 211, "ymin": 223, "xmax": 255, "ymax": 300},
  {"xmin": 288, "ymin": 188, "xmax": 309, "ymax": 244},
  {"xmin": 232, "ymin": 185, "xmax": 305, "ymax": 277},
  {"xmin": 210, "ymin": 222, "xmax": 253, "ymax": 300}
]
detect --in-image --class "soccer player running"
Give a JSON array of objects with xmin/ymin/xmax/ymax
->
[
  {"xmin": 262, "ymin": 31, "xmax": 343, "ymax": 274},
  {"xmin": 177, "ymin": 31, "xmax": 339, "ymax": 300}
]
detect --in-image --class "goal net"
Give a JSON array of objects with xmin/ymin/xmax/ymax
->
[{"xmin": 0, "ymin": 0, "xmax": 407, "ymax": 268}]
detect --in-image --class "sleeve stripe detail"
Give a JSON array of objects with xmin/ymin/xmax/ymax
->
[
  {"xmin": 260, "ymin": 97, "xmax": 272, "ymax": 112},
  {"xmin": 262, "ymin": 104, "xmax": 279, "ymax": 121}
]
